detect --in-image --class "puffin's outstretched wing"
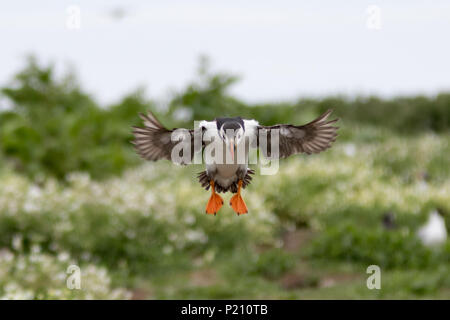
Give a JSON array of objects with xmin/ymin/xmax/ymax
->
[
  {"xmin": 132, "ymin": 111, "xmax": 201, "ymax": 164},
  {"xmin": 257, "ymin": 109, "xmax": 339, "ymax": 159}
]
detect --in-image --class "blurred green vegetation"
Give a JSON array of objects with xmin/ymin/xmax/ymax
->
[
  {"xmin": 0, "ymin": 57, "xmax": 150, "ymax": 180},
  {"xmin": 0, "ymin": 57, "xmax": 449, "ymax": 299},
  {"xmin": 1, "ymin": 57, "xmax": 449, "ymax": 181}
]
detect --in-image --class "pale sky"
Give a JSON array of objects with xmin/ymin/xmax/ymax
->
[{"xmin": 1, "ymin": 0, "xmax": 450, "ymax": 105}]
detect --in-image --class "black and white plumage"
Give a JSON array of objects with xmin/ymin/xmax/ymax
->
[
  {"xmin": 132, "ymin": 112, "xmax": 196, "ymax": 162},
  {"xmin": 257, "ymin": 109, "xmax": 339, "ymax": 158},
  {"xmin": 132, "ymin": 109, "xmax": 339, "ymax": 215}
]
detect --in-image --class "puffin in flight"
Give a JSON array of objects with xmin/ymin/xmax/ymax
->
[{"xmin": 132, "ymin": 110, "xmax": 338, "ymax": 216}]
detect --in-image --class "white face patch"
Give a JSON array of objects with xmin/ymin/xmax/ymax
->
[
  {"xmin": 220, "ymin": 125, "xmax": 244, "ymax": 143},
  {"xmin": 235, "ymin": 127, "xmax": 244, "ymax": 144},
  {"xmin": 219, "ymin": 126, "xmax": 226, "ymax": 140}
]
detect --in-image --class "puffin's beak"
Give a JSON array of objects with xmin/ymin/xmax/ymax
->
[{"xmin": 229, "ymin": 138, "xmax": 235, "ymax": 161}]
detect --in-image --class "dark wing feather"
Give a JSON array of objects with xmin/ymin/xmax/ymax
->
[
  {"xmin": 132, "ymin": 111, "xmax": 201, "ymax": 164},
  {"xmin": 257, "ymin": 109, "xmax": 339, "ymax": 159}
]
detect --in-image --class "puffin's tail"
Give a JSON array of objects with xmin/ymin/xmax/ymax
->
[{"xmin": 197, "ymin": 169, "xmax": 255, "ymax": 193}]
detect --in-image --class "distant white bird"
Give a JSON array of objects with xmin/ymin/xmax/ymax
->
[{"xmin": 417, "ymin": 210, "xmax": 447, "ymax": 246}]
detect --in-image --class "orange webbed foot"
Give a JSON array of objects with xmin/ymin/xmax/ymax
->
[
  {"xmin": 229, "ymin": 193, "xmax": 248, "ymax": 215},
  {"xmin": 205, "ymin": 181, "xmax": 223, "ymax": 215},
  {"xmin": 229, "ymin": 180, "xmax": 248, "ymax": 215},
  {"xmin": 206, "ymin": 193, "xmax": 224, "ymax": 215}
]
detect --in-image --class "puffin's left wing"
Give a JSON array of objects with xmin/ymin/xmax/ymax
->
[
  {"xmin": 257, "ymin": 109, "xmax": 339, "ymax": 159},
  {"xmin": 132, "ymin": 111, "xmax": 201, "ymax": 165}
]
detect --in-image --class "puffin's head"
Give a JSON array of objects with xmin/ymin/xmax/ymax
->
[{"xmin": 217, "ymin": 118, "xmax": 245, "ymax": 160}]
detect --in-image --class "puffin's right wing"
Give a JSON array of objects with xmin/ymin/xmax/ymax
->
[
  {"xmin": 256, "ymin": 109, "xmax": 339, "ymax": 159},
  {"xmin": 132, "ymin": 111, "xmax": 203, "ymax": 164}
]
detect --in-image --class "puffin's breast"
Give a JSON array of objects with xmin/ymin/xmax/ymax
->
[{"xmin": 215, "ymin": 163, "xmax": 240, "ymax": 178}]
